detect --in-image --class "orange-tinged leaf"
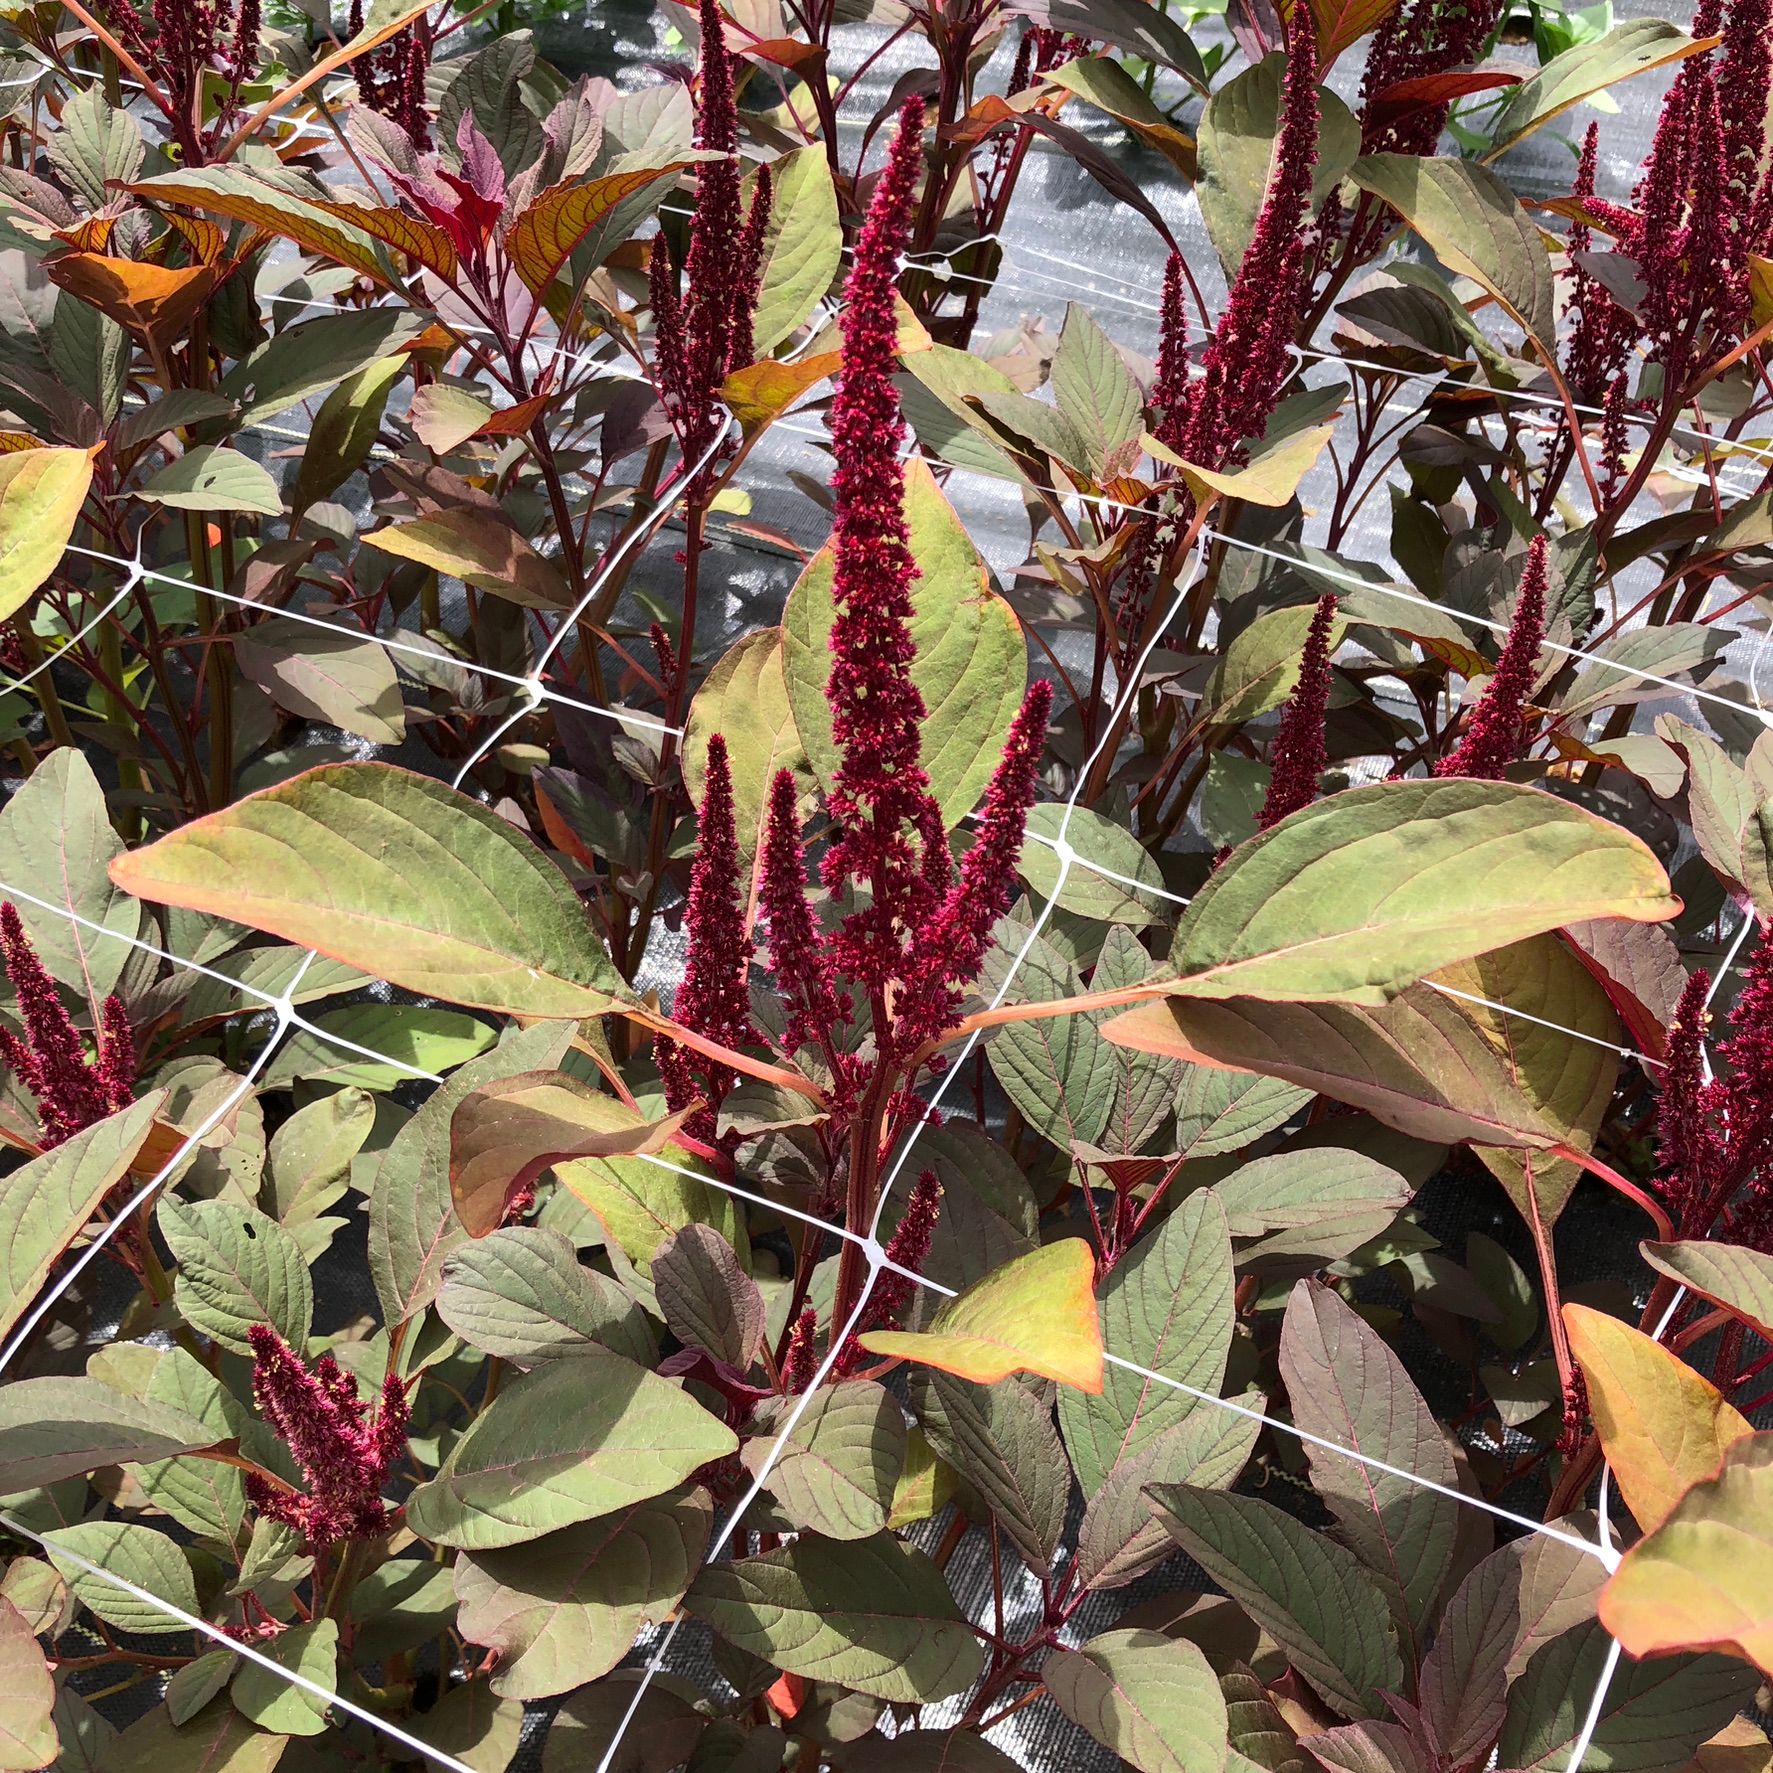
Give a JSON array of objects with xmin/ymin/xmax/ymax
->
[
  {"xmin": 721, "ymin": 353, "xmax": 840, "ymax": 431},
  {"xmin": 299, "ymin": 195, "xmax": 459, "ymax": 279},
  {"xmin": 507, "ymin": 164, "xmax": 689, "ymax": 297},
  {"xmin": 160, "ymin": 210, "xmax": 226, "ymax": 265},
  {"xmin": 1564, "ymin": 1303, "xmax": 1753, "ymax": 1532},
  {"xmin": 44, "ymin": 254, "xmax": 218, "ymax": 348},
  {"xmin": 1600, "ymin": 1431, "xmax": 1773, "ymax": 1677},
  {"xmin": 1304, "ymin": 0, "xmax": 1404, "ymax": 64},
  {"xmin": 475, "ymin": 392, "xmax": 552, "ymax": 438},
  {"xmin": 0, "ymin": 445, "xmax": 101, "ymax": 622},
  {"xmin": 449, "ymin": 1072, "xmax": 692, "ymax": 1236},
  {"xmin": 861, "ymin": 1240, "xmax": 1104, "ymax": 1392}
]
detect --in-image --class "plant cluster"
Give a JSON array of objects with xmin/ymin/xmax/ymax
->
[{"xmin": 2, "ymin": 0, "xmax": 1773, "ymax": 1770}]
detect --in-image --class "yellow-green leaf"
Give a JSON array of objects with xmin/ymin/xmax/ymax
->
[
  {"xmin": 1565, "ymin": 1303, "xmax": 1754, "ymax": 1533},
  {"xmin": 1151, "ymin": 424, "xmax": 1336, "ymax": 508},
  {"xmin": 361, "ymin": 509, "xmax": 570, "ymax": 610},
  {"xmin": 1600, "ymin": 1432, "xmax": 1773, "ymax": 1677},
  {"xmin": 861, "ymin": 1240, "xmax": 1104, "ymax": 1392},
  {"xmin": 110, "ymin": 762, "xmax": 631, "ymax": 1020},
  {"xmin": 0, "ymin": 446, "xmax": 97, "ymax": 621}
]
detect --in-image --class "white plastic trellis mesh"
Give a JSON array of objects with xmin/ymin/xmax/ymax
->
[{"xmin": 5, "ymin": 27, "xmax": 1756, "ymax": 1763}]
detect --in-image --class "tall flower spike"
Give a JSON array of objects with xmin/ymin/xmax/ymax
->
[
  {"xmin": 836, "ymin": 1169, "xmax": 942, "ymax": 1373},
  {"xmin": 1152, "ymin": 250, "xmax": 1193, "ymax": 451},
  {"xmin": 1258, "ymin": 593, "xmax": 1336, "ymax": 830},
  {"xmin": 0, "ymin": 903, "xmax": 134, "ymax": 1148},
  {"xmin": 1655, "ymin": 967, "xmax": 1723, "ymax": 1231},
  {"xmin": 245, "ymin": 1325, "xmax": 408, "ymax": 1551},
  {"xmin": 1435, "ymin": 534, "xmax": 1548, "ymax": 781},
  {"xmin": 729, "ymin": 162, "xmax": 774, "ymax": 373},
  {"xmin": 1178, "ymin": 0, "xmax": 1318, "ymax": 468},
  {"xmin": 657, "ymin": 735, "xmax": 756, "ymax": 1122},
  {"xmin": 897, "ymin": 678, "xmax": 1054, "ymax": 1050},
  {"xmin": 759, "ymin": 767, "xmax": 843, "ymax": 1060},
  {"xmin": 820, "ymin": 97, "xmax": 938, "ymax": 991}
]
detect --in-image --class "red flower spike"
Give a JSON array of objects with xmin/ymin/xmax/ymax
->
[
  {"xmin": 820, "ymin": 97, "xmax": 941, "ymax": 992},
  {"xmin": 1152, "ymin": 250, "xmax": 1193, "ymax": 451},
  {"xmin": 1357, "ymin": 0, "xmax": 1504, "ymax": 156},
  {"xmin": 836, "ymin": 1169, "xmax": 942, "ymax": 1374},
  {"xmin": 1434, "ymin": 534, "xmax": 1547, "ymax": 782},
  {"xmin": 650, "ymin": 240, "xmax": 690, "ymax": 422},
  {"xmin": 0, "ymin": 902, "xmax": 134, "ymax": 1149},
  {"xmin": 896, "ymin": 678, "xmax": 1054, "ymax": 1050},
  {"xmin": 1564, "ymin": 122, "xmax": 1638, "ymax": 403},
  {"xmin": 730, "ymin": 161, "xmax": 774, "ymax": 373},
  {"xmin": 245, "ymin": 1324, "xmax": 408, "ymax": 1551},
  {"xmin": 1257, "ymin": 593, "xmax": 1336, "ymax": 831},
  {"xmin": 1177, "ymin": 1, "xmax": 1318, "ymax": 469},
  {"xmin": 656, "ymin": 735, "xmax": 756, "ymax": 1125},
  {"xmin": 782, "ymin": 1306, "xmax": 818, "ymax": 1394},
  {"xmin": 758, "ymin": 768, "xmax": 843, "ymax": 1061}
]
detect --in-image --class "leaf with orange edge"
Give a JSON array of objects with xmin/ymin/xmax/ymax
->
[
  {"xmin": 1304, "ymin": 0, "xmax": 1405, "ymax": 65},
  {"xmin": 1601, "ymin": 1432, "xmax": 1773, "ymax": 1677},
  {"xmin": 130, "ymin": 169, "xmax": 388, "ymax": 283},
  {"xmin": 508, "ymin": 164, "xmax": 690, "ymax": 297},
  {"xmin": 298, "ymin": 195, "xmax": 460, "ymax": 280},
  {"xmin": 721, "ymin": 353, "xmax": 840, "ymax": 432},
  {"xmin": 860, "ymin": 1240, "xmax": 1104, "ymax": 1392},
  {"xmin": 160, "ymin": 210, "xmax": 226, "ymax": 265},
  {"xmin": 1564, "ymin": 1302, "xmax": 1754, "ymax": 1533},
  {"xmin": 45, "ymin": 254, "xmax": 218, "ymax": 349},
  {"xmin": 449, "ymin": 1072, "xmax": 692, "ymax": 1236}
]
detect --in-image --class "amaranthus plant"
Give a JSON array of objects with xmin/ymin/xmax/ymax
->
[{"xmin": 4, "ymin": 1, "xmax": 1773, "ymax": 1771}]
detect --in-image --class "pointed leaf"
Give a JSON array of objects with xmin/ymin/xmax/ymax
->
[
  {"xmin": 1565, "ymin": 1303, "xmax": 1753, "ymax": 1533},
  {"xmin": 157, "ymin": 1198, "xmax": 313, "ymax": 1356},
  {"xmin": 1043, "ymin": 1629, "xmax": 1230, "ymax": 1773},
  {"xmin": 361, "ymin": 509, "xmax": 570, "ymax": 609},
  {"xmin": 743, "ymin": 1381, "xmax": 905, "ymax": 1542},
  {"xmin": 234, "ymin": 616, "xmax": 404, "ymax": 745},
  {"xmin": 110, "ymin": 763, "xmax": 632, "ymax": 1020},
  {"xmin": 1165, "ymin": 781, "xmax": 1676, "ymax": 1006},
  {"xmin": 1640, "ymin": 1240, "xmax": 1773, "ymax": 1341},
  {"xmin": 0, "ymin": 446, "xmax": 97, "ymax": 620},
  {"xmin": 0, "ymin": 1597, "xmax": 54, "ymax": 1772},
  {"xmin": 683, "ymin": 1532, "xmax": 982, "ymax": 1704},
  {"xmin": 860, "ymin": 1239, "xmax": 1103, "ymax": 1391},
  {"xmin": 133, "ymin": 167, "xmax": 388, "ymax": 279},
  {"xmin": 404, "ymin": 1350, "xmax": 737, "ymax": 1549},
  {"xmin": 0, "ymin": 1378, "xmax": 215, "ymax": 1491},
  {"xmin": 751, "ymin": 147, "xmax": 843, "ymax": 353},
  {"xmin": 508, "ymin": 165, "xmax": 688, "ymax": 296},
  {"xmin": 655, "ymin": 1224, "xmax": 765, "ymax": 1369},
  {"xmin": 44, "ymin": 1522, "xmax": 198, "ymax": 1637}
]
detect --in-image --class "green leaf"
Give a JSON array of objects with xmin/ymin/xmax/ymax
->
[
  {"xmin": 264, "ymin": 1003, "xmax": 495, "ymax": 1093},
  {"xmin": 1001, "ymin": 0, "xmax": 1206, "ymax": 86},
  {"xmin": 1045, "ymin": 59, "xmax": 1197, "ymax": 176},
  {"xmin": 230, "ymin": 1618, "xmax": 338, "ymax": 1736},
  {"xmin": 1640, "ymin": 1240, "xmax": 1773, "ymax": 1340},
  {"xmin": 99, "ymin": 1696, "xmax": 284, "ymax": 1773},
  {"xmin": 743, "ymin": 1381, "xmax": 906, "ymax": 1542},
  {"xmin": 455, "ymin": 1488, "xmax": 712, "ymax": 1699},
  {"xmin": 0, "ymin": 448, "xmax": 96, "ymax": 622},
  {"xmin": 842, "ymin": 1734, "xmax": 1022, "ymax": 1773},
  {"xmin": 861, "ymin": 1239, "xmax": 1104, "ymax": 1391},
  {"xmin": 751, "ymin": 147, "xmax": 842, "ymax": 353},
  {"xmin": 134, "ymin": 166, "xmax": 387, "ymax": 280},
  {"xmin": 683, "ymin": 628, "xmax": 810, "ymax": 863},
  {"xmin": 1198, "ymin": 603, "xmax": 1350, "ymax": 731},
  {"xmin": 134, "ymin": 1347, "xmax": 253, "ymax": 1549},
  {"xmin": 1497, "ymin": 1620, "xmax": 1757, "ymax": 1771},
  {"xmin": 404, "ymin": 1350, "xmax": 738, "ymax": 1549},
  {"xmin": 0, "ymin": 1097, "xmax": 162, "ymax": 1345},
  {"xmin": 1043, "ymin": 1629, "xmax": 1230, "ymax": 1773},
  {"xmin": 1279, "ymin": 1280, "xmax": 1462, "ymax": 1644},
  {"xmin": 44, "ymin": 1522, "xmax": 198, "ymax": 1638},
  {"xmin": 1197, "ymin": 55, "xmax": 1359, "ymax": 276},
  {"xmin": 138, "ymin": 445, "xmax": 282, "ymax": 516},
  {"xmin": 910, "ymin": 1369, "xmax": 1069, "ymax": 1573},
  {"xmin": 234, "ymin": 616, "xmax": 405, "ymax": 746},
  {"xmin": 1348, "ymin": 156, "xmax": 1557, "ymax": 350},
  {"xmin": 110, "ymin": 762, "xmax": 633, "ymax": 1020},
  {"xmin": 369, "ymin": 1023, "xmax": 575, "ymax": 1327},
  {"xmin": 292, "ymin": 352, "xmax": 404, "ymax": 514},
  {"xmin": 556, "ymin": 1145, "xmax": 745, "ymax": 1272},
  {"xmin": 1059, "ymin": 1191, "xmax": 1234, "ymax": 1498},
  {"xmin": 654, "ymin": 1225, "xmax": 765, "ymax": 1369},
  {"xmin": 541, "ymin": 1675, "xmax": 705, "ymax": 1773},
  {"xmin": 157, "ymin": 1198, "xmax": 313, "ymax": 1356},
  {"xmin": 437, "ymin": 1226, "xmax": 655, "ymax": 1367},
  {"xmin": 1016, "ymin": 804, "xmax": 1170, "ymax": 926},
  {"xmin": 226, "ymin": 306, "xmax": 429, "ymax": 421},
  {"xmin": 46, "ymin": 85, "xmax": 143, "ymax": 209},
  {"xmin": 1149, "ymin": 1486, "xmax": 1405, "ymax": 1720},
  {"xmin": 1172, "ymin": 424, "xmax": 1338, "ymax": 509},
  {"xmin": 1488, "ymin": 21, "xmax": 1702, "ymax": 157},
  {"xmin": 782, "ymin": 456, "xmax": 1026, "ymax": 827},
  {"xmin": 1164, "ymin": 781, "xmax": 1676, "ymax": 1006},
  {"xmin": 0, "ymin": 746, "xmax": 142, "ymax": 1000},
  {"xmin": 1418, "ymin": 1536, "xmax": 1607, "ymax": 1768},
  {"xmin": 410, "ymin": 1680, "xmax": 525, "ymax": 1773},
  {"xmin": 1051, "ymin": 303, "xmax": 1145, "ymax": 477},
  {"xmin": 0, "ymin": 1377, "xmax": 214, "ymax": 1491},
  {"xmin": 361, "ymin": 509, "xmax": 570, "ymax": 610},
  {"xmin": 1074, "ymin": 1409, "xmax": 1261, "ymax": 1592},
  {"xmin": 683, "ymin": 1532, "xmax": 982, "ymax": 1704},
  {"xmin": 1174, "ymin": 1068, "xmax": 1312, "ymax": 1159},
  {"xmin": 1212, "ymin": 1147, "xmax": 1413, "ymax": 1269},
  {"xmin": 0, "ymin": 1596, "xmax": 55, "ymax": 1772},
  {"xmin": 449, "ymin": 1071, "xmax": 688, "ymax": 1237},
  {"xmin": 264, "ymin": 1088, "xmax": 374, "ymax": 1233}
]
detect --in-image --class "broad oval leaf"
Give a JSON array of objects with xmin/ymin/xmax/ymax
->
[
  {"xmin": 860, "ymin": 1239, "xmax": 1104, "ymax": 1392},
  {"xmin": 655, "ymin": 1224, "xmax": 765, "ymax": 1370},
  {"xmin": 0, "ymin": 447, "xmax": 97, "ymax": 622},
  {"xmin": 1640, "ymin": 1240, "xmax": 1773, "ymax": 1341},
  {"xmin": 743, "ymin": 1382, "xmax": 906, "ymax": 1542},
  {"xmin": 157, "ymin": 1197, "xmax": 313, "ymax": 1356},
  {"xmin": 1564, "ymin": 1303, "xmax": 1753, "ymax": 1533},
  {"xmin": 449, "ymin": 1072, "xmax": 689, "ymax": 1236},
  {"xmin": 44, "ymin": 1522, "xmax": 198, "ymax": 1637},
  {"xmin": 750, "ymin": 147, "xmax": 842, "ymax": 353},
  {"xmin": 682, "ymin": 1532, "xmax": 982, "ymax": 1704},
  {"xmin": 1165, "ymin": 781, "xmax": 1676, "ymax": 1005},
  {"xmin": 1044, "ymin": 1629, "xmax": 1229, "ymax": 1773},
  {"xmin": 361, "ymin": 509, "xmax": 569, "ymax": 610},
  {"xmin": 783, "ymin": 455, "xmax": 1027, "ymax": 826},
  {"xmin": 1600, "ymin": 1431, "xmax": 1773, "ymax": 1675},
  {"xmin": 234, "ymin": 616, "xmax": 404, "ymax": 746},
  {"xmin": 110, "ymin": 763, "xmax": 632, "ymax": 1019},
  {"xmin": 0, "ymin": 1377, "xmax": 214, "ymax": 1492},
  {"xmin": 404, "ymin": 1350, "xmax": 737, "ymax": 1549}
]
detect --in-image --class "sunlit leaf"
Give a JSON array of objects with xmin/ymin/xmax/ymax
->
[
  {"xmin": 0, "ymin": 1378, "xmax": 214, "ymax": 1492},
  {"xmin": 361, "ymin": 509, "xmax": 570, "ymax": 609},
  {"xmin": 1043, "ymin": 1629, "xmax": 1230, "ymax": 1773},
  {"xmin": 860, "ymin": 1240, "xmax": 1104, "ymax": 1391},
  {"xmin": 750, "ymin": 148, "xmax": 842, "ymax": 353},
  {"xmin": 0, "ymin": 446, "xmax": 98, "ymax": 621},
  {"xmin": 1641, "ymin": 1240, "xmax": 1773, "ymax": 1341},
  {"xmin": 508, "ymin": 165, "xmax": 688, "ymax": 297},
  {"xmin": 0, "ymin": 1597, "xmax": 54, "ymax": 1771}
]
